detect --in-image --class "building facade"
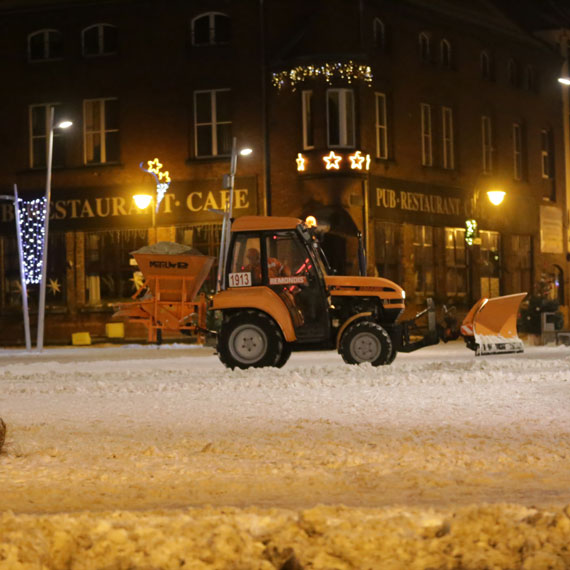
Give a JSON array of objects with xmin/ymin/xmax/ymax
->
[{"xmin": 0, "ymin": 0, "xmax": 567, "ymax": 344}]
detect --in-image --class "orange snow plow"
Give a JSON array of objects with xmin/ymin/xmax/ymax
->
[
  {"xmin": 459, "ymin": 293, "xmax": 527, "ymax": 356},
  {"xmin": 113, "ymin": 243, "xmax": 214, "ymax": 343}
]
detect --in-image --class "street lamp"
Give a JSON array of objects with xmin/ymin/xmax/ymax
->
[
  {"xmin": 36, "ymin": 107, "xmax": 72, "ymax": 352},
  {"xmin": 133, "ymin": 193, "xmax": 156, "ymax": 241},
  {"xmin": 216, "ymin": 138, "xmax": 253, "ymax": 292}
]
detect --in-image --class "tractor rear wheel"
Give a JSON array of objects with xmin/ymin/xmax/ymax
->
[
  {"xmin": 218, "ymin": 310, "xmax": 287, "ymax": 369},
  {"xmin": 339, "ymin": 320, "xmax": 393, "ymax": 366}
]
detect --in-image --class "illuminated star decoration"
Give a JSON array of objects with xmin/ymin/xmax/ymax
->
[
  {"xmin": 17, "ymin": 197, "xmax": 47, "ymax": 285},
  {"xmin": 349, "ymin": 150, "xmax": 365, "ymax": 170},
  {"xmin": 296, "ymin": 153, "xmax": 306, "ymax": 172},
  {"xmin": 140, "ymin": 157, "xmax": 171, "ymax": 212},
  {"xmin": 323, "ymin": 151, "xmax": 342, "ymax": 170},
  {"xmin": 47, "ymin": 278, "xmax": 61, "ymax": 295}
]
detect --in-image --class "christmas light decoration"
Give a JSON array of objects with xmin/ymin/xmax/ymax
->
[
  {"xmin": 140, "ymin": 158, "xmax": 171, "ymax": 212},
  {"xmin": 465, "ymin": 219, "xmax": 478, "ymax": 246},
  {"xmin": 323, "ymin": 151, "xmax": 342, "ymax": 170},
  {"xmin": 272, "ymin": 61, "xmax": 373, "ymax": 91},
  {"xmin": 296, "ymin": 153, "xmax": 306, "ymax": 171},
  {"xmin": 17, "ymin": 197, "xmax": 47, "ymax": 285},
  {"xmin": 365, "ymin": 154, "xmax": 371, "ymax": 170},
  {"xmin": 349, "ymin": 150, "xmax": 365, "ymax": 170},
  {"xmin": 47, "ymin": 278, "xmax": 61, "ymax": 295}
]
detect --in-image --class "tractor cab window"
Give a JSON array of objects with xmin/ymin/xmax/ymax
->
[
  {"xmin": 229, "ymin": 234, "xmax": 261, "ymax": 286},
  {"xmin": 264, "ymin": 232, "xmax": 314, "ymax": 283}
]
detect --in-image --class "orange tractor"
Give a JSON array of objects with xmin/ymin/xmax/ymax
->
[{"xmin": 114, "ymin": 214, "xmax": 526, "ymax": 369}]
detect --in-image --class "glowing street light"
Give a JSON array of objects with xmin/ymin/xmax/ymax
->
[
  {"xmin": 37, "ymin": 109, "xmax": 73, "ymax": 352},
  {"xmin": 558, "ymin": 77, "xmax": 570, "ymax": 86},
  {"xmin": 486, "ymin": 190, "xmax": 506, "ymax": 206}
]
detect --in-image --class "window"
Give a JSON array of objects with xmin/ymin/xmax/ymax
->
[
  {"xmin": 445, "ymin": 227, "xmax": 467, "ymax": 299},
  {"xmin": 511, "ymin": 235, "xmax": 531, "ymax": 295},
  {"xmin": 375, "ymin": 221, "xmax": 402, "ymax": 283},
  {"xmin": 83, "ymin": 98, "xmax": 120, "ymax": 164},
  {"xmin": 420, "ymin": 103, "xmax": 433, "ymax": 166},
  {"xmin": 524, "ymin": 65, "xmax": 536, "ymax": 91},
  {"xmin": 29, "ymin": 103, "xmax": 66, "ymax": 169},
  {"xmin": 513, "ymin": 123, "xmax": 523, "ymax": 180},
  {"xmin": 191, "ymin": 12, "xmax": 231, "ymax": 46},
  {"xmin": 419, "ymin": 32, "xmax": 431, "ymax": 63},
  {"xmin": 375, "ymin": 92, "xmax": 388, "ymax": 159},
  {"xmin": 413, "ymin": 225, "xmax": 435, "ymax": 299},
  {"xmin": 440, "ymin": 39, "xmax": 452, "ymax": 68},
  {"xmin": 82, "ymin": 24, "xmax": 118, "ymax": 56},
  {"xmin": 442, "ymin": 106, "xmax": 454, "ymax": 169},
  {"xmin": 481, "ymin": 115, "xmax": 493, "ymax": 173},
  {"xmin": 194, "ymin": 89, "xmax": 232, "ymax": 157},
  {"xmin": 479, "ymin": 230, "xmax": 501, "ymax": 298},
  {"xmin": 28, "ymin": 29, "xmax": 62, "ymax": 61},
  {"xmin": 373, "ymin": 18, "xmax": 385, "ymax": 49},
  {"xmin": 541, "ymin": 129, "xmax": 554, "ymax": 180},
  {"xmin": 327, "ymin": 88, "xmax": 355, "ymax": 148},
  {"xmin": 507, "ymin": 58, "xmax": 519, "ymax": 87},
  {"xmin": 480, "ymin": 50, "xmax": 493, "ymax": 81},
  {"xmin": 301, "ymin": 90, "xmax": 314, "ymax": 150}
]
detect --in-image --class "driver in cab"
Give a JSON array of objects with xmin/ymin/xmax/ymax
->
[{"xmin": 244, "ymin": 247, "xmax": 289, "ymax": 284}]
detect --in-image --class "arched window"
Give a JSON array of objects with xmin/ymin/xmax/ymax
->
[
  {"xmin": 373, "ymin": 18, "xmax": 385, "ymax": 49},
  {"xmin": 82, "ymin": 24, "xmax": 118, "ymax": 56},
  {"xmin": 480, "ymin": 50, "xmax": 493, "ymax": 80},
  {"xmin": 419, "ymin": 31, "xmax": 431, "ymax": 63},
  {"xmin": 440, "ymin": 38, "xmax": 452, "ymax": 68},
  {"xmin": 507, "ymin": 58, "xmax": 519, "ymax": 87},
  {"xmin": 28, "ymin": 29, "xmax": 62, "ymax": 61},
  {"xmin": 524, "ymin": 65, "xmax": 536, "ymax": 91},
  {"xmin": 191, "ymin": 12, "xmax": 231, "ymax": 46}
]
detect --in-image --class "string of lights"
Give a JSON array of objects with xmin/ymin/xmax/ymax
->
[
  {"xmin": 272, "ymin": 61, "xmax": 373, "ymax": 91},
  {"xmin": 17, "ymin": 197, "xmax": 47, "ymax": 284}
]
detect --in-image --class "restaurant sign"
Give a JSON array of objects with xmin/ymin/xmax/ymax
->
[
  {"xmin": 0, "ymin": 177, "xmax": 258, "ymax": 234},
  {"xmin": 370, "ymin": 176, "xmax": 466, "ymax": 226}
]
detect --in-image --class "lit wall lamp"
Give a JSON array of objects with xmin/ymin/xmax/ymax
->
[
  {"xmin": 486, "ymin": 190, "xmax": 506, "ymax": 206},
  {"xmin": 558, "ymin": 77, "xmax": 570, "ymax": 86}
]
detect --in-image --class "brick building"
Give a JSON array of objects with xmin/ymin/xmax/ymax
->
[{"xmin": 0, "ymin": 0, "xmax": 567, "ymax": 344}]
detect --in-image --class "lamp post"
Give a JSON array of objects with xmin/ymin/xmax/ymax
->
[
  {"xmin": 36, "ymin": 107, "xmax": 72, "ymax": 352},
  {"xmin": 133, "ymin": 193, "xmax": 156, "ymax": 242},
  {"xmin": 216, "ymin": 138, "xmax": 252, "ymax": 292}
]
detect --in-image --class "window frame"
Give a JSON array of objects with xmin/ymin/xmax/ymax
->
[
  {"xmin": 373, "ymin": 17, "xmax": 385, "ymax": 49},
  {"xmin": 326, "ymin": 88, "xmax": 355, "ymax": 149},
  {"xmin": 83, "ymin": 97, "xmax": 120, "ymax": 165},
  {"xmin": 513, "ymin": 122, "xmax": 523, "ymax": 181},
  {"xmin": 27, "ymin": 29, "xmax": 62, "ymax": 62},
  {"xmin": 481, "ymin": 115, "xmax": 493, "ymax": 173},
  {"xmin": 81, "ymin": 23, "xmax": 118, "ymax": 57},
  {"xmin": 28, "ymin": 102, "xmax": 65, "ymax": 169},
  {"xmin": 301, "ymin": 90, "xmax": 314, "ymax": 150},
  {"xmin": 419, "ymin": 31, "xmax": 431, "ymax": 63},
  {"xmin": 440, "ymin": 38, "xmax": 452, "ymax": 68},
  {"xmin": 444, "ymin": 227, "xmax": 467, "ymax": 299},
  {"xmin": 480, "ymin": 50, "xmax": 493, "ymax": 81},
  {"xmin": 375, "ymin": 92, "xmax": 388, "ymax": 159},
  {"xmin": 507, "ymin": 58, "xmax": 519, "ymax": 87},
  {"xmin": 193, "ymin": 88, "xmax": 232, "ymax": 158},
  {"xmin": 541, "ymin": 128, "xmax": 553, "ymax": 180},
  {"xmin": 442, "ymin": 106, "xmax": 454, "ymax": 170},
  {"xmin": 191, "ymin": 12, "xmax": 230, "ymax": 46},
  {"xmin": 420, "ymin": 103, "xmax": 433, "ymax": 167}
]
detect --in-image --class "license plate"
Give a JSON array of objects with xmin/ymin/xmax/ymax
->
[{"xmin": 229, "ymin": 272, "xmax": 252, "ymax": 288}]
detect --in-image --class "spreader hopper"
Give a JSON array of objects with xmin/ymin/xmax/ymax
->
[
  {"xmin": 113, "ymin": 242, "xmax": 214, "ymax": 343},
  {"xmin": 460, "ymin": 292, "xmax": 527, "ymax": 355}
]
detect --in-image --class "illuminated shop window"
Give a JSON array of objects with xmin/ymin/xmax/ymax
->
[
  {"xmin": 511, "ymin": 235, "xmax": 532, "ymax": 295},
  {"xmin": 375, "ymin": 222, "xmax": 402, "ymax": 284},
  {"xmin": 413, "ymin": 225, "xmax": 435, "ymax": 299},
  {"xmin": 445, "ymin": 227, "xmax": 467, "ymax": 300},
  {"xmin": 28, "ymin": 29, "xmax": 62, "ymax": 61},
  {"xmin": 479, "ymin": 230, "xmax": 501, "ymax": 298}
]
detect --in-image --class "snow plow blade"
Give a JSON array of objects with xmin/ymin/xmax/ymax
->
[{"xmin": 461, "ymin": 293, "xmax": 527, "ymax": 356}]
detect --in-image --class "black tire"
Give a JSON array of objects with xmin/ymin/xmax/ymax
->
[
  {"xmin": 339, "ymin": 320, "xmax": 393, "ymax": 366},
  {"xmin": 274, "ymin": 342, "xmax": 292, "ymax": 368},
  {"xmin": 217, "ymin": 310, "xmax": 286, "ymax": 369}
]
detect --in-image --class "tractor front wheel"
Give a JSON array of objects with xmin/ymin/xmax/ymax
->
[
  {"xmin": 218, "ymin": 311, "xmax": 288, "ymax": 369},
  {"xmin": 339, "ymin": 320, "xmax": 393, "ymax": 366}
]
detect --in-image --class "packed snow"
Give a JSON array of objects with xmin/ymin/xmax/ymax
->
[{"xmin": 1, "ymin": 341, "xmax": 570, "ymax": 568}]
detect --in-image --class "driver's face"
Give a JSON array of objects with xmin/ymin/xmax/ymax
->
[{"xmin": 246, "ymin": 249, "xmax": 260, "ymax": 264}]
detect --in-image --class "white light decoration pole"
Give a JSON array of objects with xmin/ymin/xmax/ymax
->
[
  {"xmin": 36, "ymin": 107, "xmax": 72, "ymax": 352},
  {"xmin": 216, "ymin": 138, "xmax": 252, "ymax": 292}
]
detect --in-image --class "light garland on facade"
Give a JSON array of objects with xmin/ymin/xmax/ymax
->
[
  {"xmin": 465, "ymin": 218, "xmax": 478, "ymax": 246},
  {"xmin": 272, "ymin": 61, "xmax": 373, "ymax": 91},
  {"xmin": 296, "ymin": 153, "xmax": 306, "ymax": 171},
  {"xmin": 323, "ymin": 151, "xmax": 342, "ymax": 170},
  {"xmin": 140, "ymin": 158, "xmax": 171, "ymax": 212},
  {"xmin": 17, "ymin": 197, "xmax": 47, "ymax": 285},
  {"xmin": 298, "ymin": 150, "xmax": 371, "ymax": 172}
]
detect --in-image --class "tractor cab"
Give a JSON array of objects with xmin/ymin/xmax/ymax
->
[{"xmin": 224, "ymin": 217, "xmax": 331, "ymax": 344}]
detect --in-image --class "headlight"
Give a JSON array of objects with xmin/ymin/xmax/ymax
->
[{"xmin": 402, "ymin": 290, "xmax": 406, "ymax": 300}]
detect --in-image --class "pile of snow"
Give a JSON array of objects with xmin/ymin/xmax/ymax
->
[
  {"xmin": 1, "ymin": 342, "xmax": 570, "ymax": 568},
  {"xmin": 132, "ymin": 241, "xmax": 204, "ymax": 255}
]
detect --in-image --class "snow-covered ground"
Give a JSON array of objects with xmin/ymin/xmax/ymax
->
[{"xmin": 1, "ymin": 341, "xmax": 570, "ymax": 568}]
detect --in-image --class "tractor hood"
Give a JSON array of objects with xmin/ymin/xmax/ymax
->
[{"xmin": 324, "ymin": 275, "xmax": 405, "ymax": 309}]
